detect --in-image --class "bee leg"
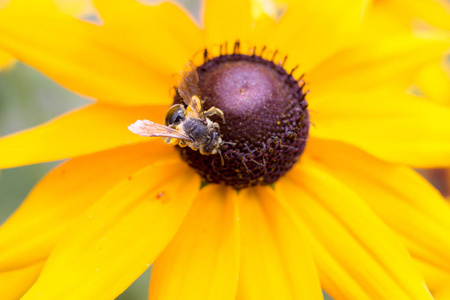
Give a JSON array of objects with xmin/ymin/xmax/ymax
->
[
  {"xmin": 244, "ymin": 142, "xmax": 266, "ymax": 172},
  {"xmin": 222, "ymin": 141, "xmax": 237, "ymax": 146},
  {"xmin": 205, "ymin": 107, "xmax": 226, "ymax": 124},
  {"xmin": 211, "ymin": 157, "xmax": 216, "ymax": 172},
  {"xmin": 241, "ymin": 157, "xmax": 251, "ymax": 174},
  {"xmin": 218, "ymin": 149, "xmax": 225, "ymax": 166},
  {"xmin": 244, "ymin": 143, "xmax": 252, "ymax": 153},
  {"xmin": 166, "ymin": 137, "xmax": 180, "ymax": 146},
  {"xmin": 179, "ymin": 139, "xmax": 188, "ymax": 147}
]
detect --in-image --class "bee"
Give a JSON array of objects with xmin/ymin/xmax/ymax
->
[{"xmin": 128, "ymin": 61, "xmax": 225, "ymax": 156}]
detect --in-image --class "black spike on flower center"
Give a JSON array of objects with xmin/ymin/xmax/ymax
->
[{"xmin": 175, "ymin": 50, "xmax": 309, "ymax": 190}]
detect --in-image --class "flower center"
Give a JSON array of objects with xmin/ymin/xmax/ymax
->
[{"xmin": 175, "ymin": 50, "xmax": 309, "ymax": 189}]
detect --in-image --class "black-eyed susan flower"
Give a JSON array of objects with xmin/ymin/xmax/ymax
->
[{"xmin": 1, "ymin": 0, "xmax": 450, "ymax": 299}]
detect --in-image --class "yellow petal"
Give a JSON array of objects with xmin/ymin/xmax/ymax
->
[
  {"xmin": 93, "ymin": 0, "xmax": 204, "ymax": 74},
  {"xmin": 415, "ymin": 259, "xmax": 450, "ymax": 292},
  {"xmin": 417, "ymin": 257, "xmax": 450, "ymax": 299},
  {"xmin": 380, "ymin": 0, "xmax": 450, "ymax": 32},
  {"xmin": 0, "ymin": 260, "xmax": 44, "ymax": 300},
  {"xmin": 309, "ymin": 33, "xmax": 450, "ymax": 94},
  {"xmin": 0, "ymin": 104, "xmax": 167, "ymax": 168},
  {"xmin": 0, "ymin": 142, "xmax": 177, "ymax": 271},
  {"xmin": 203, "ymin": 0, "xmax": 252, "ymax": 47},
  {"xmin": 360, "ymin": 0, "xmax": 411, "ymax": 40},
  {"xmin": 23, "ymin": 161, "xmax": 200, "ymax": 300},
  {"xmin": 309, "ymin": 91, "xmax": 450, "ymax": 167},
  {"xmin": 149, "ymin": 185, "xmax": 239, "ymax": 300},
  {"xmin": 266, "ymin": 0, "xmax": 370, "ymax": 72},
  {"xmin": 5, "ymin": 0, "xmax": 94, "ymax": 17},
  {"xmin": 0, "ymin": 9, "xmax": 174, "ymax": 106},
  {"xmin": 235, "ymin": 186, "xmax": 322, "ymax": 300},
  {"xmin": 201, "ymin": 0, "xmax": 277, "ymax": 56},
  {"xmin": 416, "ymin": 60, "xmax": 450, "ymax": 106},
  {"xmin": 434, "ymin": 286, "xmax": 450, "ymax": 300},
  {"xmin": 277, "ymin": 162, "xmax": 433, "ymax": 300},
  {"xmin": 307, "ymin": 138, "xmax": 450, "ymax": 277},
  {"xmin": 53, "ymin": 0, "xmax": 95, "ymax": 18}
]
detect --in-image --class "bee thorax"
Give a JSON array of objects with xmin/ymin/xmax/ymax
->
[{"xmin": 183, "ymin": 119, "xmax": 211, "ymax": 142}]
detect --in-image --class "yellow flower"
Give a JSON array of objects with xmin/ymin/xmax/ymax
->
[
  {"xmin": 362, "ymin": 2, "xmax": 450, "ymax": 294},
  {"xmin": 365, "ymin": 0, "xmax": 450, "ymax": 105},
  {"xmin": 1, "ymin": 0, "xmax": 450, "ymax": 299},
  {"xmin": 370, "ymin": 2, "xmax": 450, "ymax": 296},
  {"xmin": 0, "ymin": 0, "xmax": 95, "ymax": 71}
]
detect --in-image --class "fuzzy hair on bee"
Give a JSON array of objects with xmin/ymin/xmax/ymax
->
[{"xmin": 128, "ymin": 61, "xmax": 225, "ymax": 157}]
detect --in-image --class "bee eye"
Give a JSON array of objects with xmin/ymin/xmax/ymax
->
[{"xmin": 165, "ymin": 104, "xmax": 186, "ymax": 126}]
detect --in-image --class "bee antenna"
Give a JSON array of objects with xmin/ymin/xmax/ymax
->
[
  {"xmin": 218, "ymin": 149, "xmax": 225, "ymax": 166},
  {"xmin": 222, "ymin": 141, "xmax": 237, "ymax": 146}
]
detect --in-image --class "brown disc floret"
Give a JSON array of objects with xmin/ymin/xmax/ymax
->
[{"xmin": 176, "ymin": 49, "xmax": 309, "ymax": 189}]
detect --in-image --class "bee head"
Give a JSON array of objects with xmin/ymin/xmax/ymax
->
[{"xmin": 164, "ymin": 104, "xmax": 186, "ymax": 127}]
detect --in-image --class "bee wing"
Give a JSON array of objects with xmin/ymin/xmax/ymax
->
[
  {"xmin": 178, "ymin": 61, "xmax": 206, "ymax": 121},
  {"xmin": 128, "ymin": 120, "xmax": 191, "ymax": 140}
]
